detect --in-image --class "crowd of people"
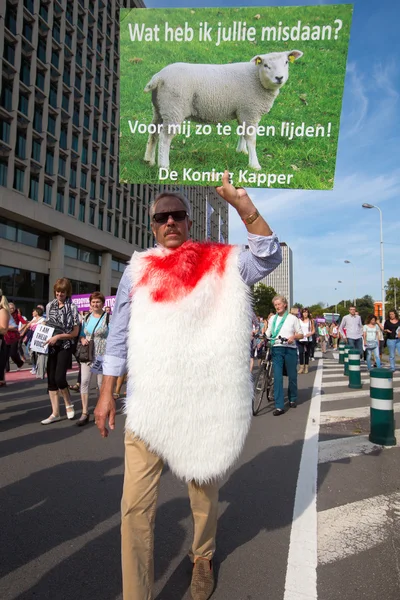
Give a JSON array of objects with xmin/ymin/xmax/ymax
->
[
  {"xmin": 250, "ymin": 302, "xmax": 400, "ymax": 417},
  {"xmin": 0, "ymin": 282, "xmax": 118, "ymax": 425}
]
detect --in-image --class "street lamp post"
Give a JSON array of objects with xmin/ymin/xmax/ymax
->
[
  {"xmin": 337, "ymin": 280, "xmax": 343, "ymax": 308},
  {"xmin": 362, "ymin": 203, "xmax": 385, "ymax": 323},
  {"xmin": 344, "ymin": 260, "xmax": 356, "ymax": 306}
]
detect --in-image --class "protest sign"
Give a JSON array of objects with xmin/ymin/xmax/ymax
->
[
  {"xmin": 120, "ymin": 5, "xmax": 353, "ymax": 190},
  {"xmin": 30, "ymin": 325, "xmax": 55, "ymax": 354},
  {"xmin": 71, "ymin": 295, "xmax": 116, "ymax": 313}
]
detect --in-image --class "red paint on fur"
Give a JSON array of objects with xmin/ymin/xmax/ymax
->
[{"xmin": 137, "ymin": 241, "xmax": 233, "ymax": 302}]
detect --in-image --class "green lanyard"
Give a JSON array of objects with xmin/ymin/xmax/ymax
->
[{"xmin": 271, "ymin": 311, "xmax": 288, "ymax": 345}]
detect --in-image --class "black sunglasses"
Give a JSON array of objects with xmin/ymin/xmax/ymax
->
[{"xmin": 153, "ymin": 210, "xmax": 188, "ymax": 224}]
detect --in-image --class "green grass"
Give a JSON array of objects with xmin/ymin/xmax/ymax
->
[{"xmin": 119, "ymin": 5, "xmax": 353, "ymax": 189}]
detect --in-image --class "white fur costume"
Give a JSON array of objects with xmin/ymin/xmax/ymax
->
[{"xmin": 126, "ymin": 241, "xmax": 253, "ymax": 484}]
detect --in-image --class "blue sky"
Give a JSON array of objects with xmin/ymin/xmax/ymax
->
[{"xmin": 145, "ymin": 0, "xmax": 400, "ymax": 307}]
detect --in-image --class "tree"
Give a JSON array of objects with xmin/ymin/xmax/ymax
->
[
  {"xmin": 385, "ymin": 277, "xmax": 400, "ymax": 310},
  {"xmin": 308, "ymin": 303, "xmax": 325, "ymax": 317},
  {"xmin": 293, "ymin": 302, "xmax": 303, "ymax": 309},
  {"xmin": 252, "ymin": 284, "xmax": 276, "ymax": 318}
]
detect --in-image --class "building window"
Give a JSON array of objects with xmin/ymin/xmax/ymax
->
[
  {"xmin": 24, "ymin": 0, "xmax": 35, "ymax": 14},
  {"xmin": 122, "ymin": 221, "xmax": 126, "ymax": 240},
  {"xmin": 59, "ymin": 156, "xmax": 66, "ymax": 177},
  {"xmin": 29, "ymin": 175, "xmax": 39, "ymax": 201},
  {"xmin": 63, "ymin": 67, "xmax": 70, "ymax": 86},
  {"xmin": 74, "ymin": 74, "xmax": 81, "ymax": 91},
  {"xmin": 68, "ymin": 195, "xmax": 76, "ymax": 216},
  {"xmin": 129, "ymin": 226, "xmax": 133, "ymax": 244},
  {"xmin": 18, "ymin": 94, "xmax": 29, "ymax": 116},
  {"xmin": 51, "ymin": 51, "xmax": 59, "ymax": 70},
  {"xmin": 53, "ymin": 23, "xmax": 61, "ymax": 43},
  {"xmin": 92, "ymin": 149, "xmax": 97, "ymax": 165},
  {"xmin": 84, "ymin": 112, "xmax": 90, "ymax": 129},
  {"xmin": 107, "ymin": 212, "xmax": 112, "ymax": 232},
  {"xmin": 94, "ymin": 93, "xmax": 100, "ymax": 109},
  {"xmin": 33, "ymin": 106, "xmax": 43, "ymax": 131},
  {"xmin": 56, "ymin": 190, "xmax": 64, "ymax": 212},
  {"xmin": 82, "ymin": 143, "xmax": 88, "ymax": 164},
  {"xmin": 0, "ymin": 161, "xmax": 8, "ymax": 186},
  {"xmin": 16, "ymin": 132, "xmax": 27, "ymax": 159},
  {"xmin": 100, "ymin": 182, "xmax": 105, "ymax": 200},
  {"xmin": 1, "ymin": 81, "xmax": 13, "ymax": 111},
  {"xmin": 60, "ymin": 126, "xmax": 67, "ymax": 150},
  {"xmin": 39, "ymin": 2, "xmax": 49, "ymax": 21},
  {"xmin": 32, "ymin": 139, "xmax": 41, "ymax": 162},
  {"xmin": 43, "ymin": 182, "xmax": 52, "ymax": 205},
  {"xmin": 90, "ymin": 178, "xmax": 96, "ymax": 198},
  {"xmin": 49, "ymin": 85, "xmax": 58, "ymax": 108},
  {"xmin": 23, "ymin": 21, "xmax": 33, "ymax": 42},
  {"xmin": 62, "ymin": 93, "xmax": 69, "ymax": 112},
  {"xmin": 89, "ymin": 204, "xmax": 95, "ymax": 225},
  {"xmin": 0, "ymin": 217, "xmax": 50, "ymax": 250},
  {"xmin": 45, "ymin": 151, "xmax": 54, "ymax": 175},
  {"xmin": 80, "ymin": 171, "xmax": 87, "ymax": 189},
  {"xmin": 98, "ymin": 210, "xmax": 104, "ymax": 230},
  {"xmin": 102, "ymin": 128, "xmax": 107, "ymax": 144},
  {"xmin": 73, "ymin": 106, "xmax": 80, "ymax": 127},
  {"xmin": 79, "ymin": 200, "xmax": 85, "ymax": 222},
  {"xmin": 4, "ymin": 42, "xmax": 15, "ymax": 66},
  {"xmin": 72, "ymin": 134, "xmax": 79, "ymax": 152},
  {"xmin": 70, "ymin": 166, "xmax": 77, "ymax": 188},
  {"xmin": 47, "ymin": 115, "xmax": 56, "ymax": 136},
  {"xmin": 38, "ymin": 38, "xmax": 47, "ymax": 62},
  {"xmin": 100, "ymin": 156, "xmax": 106, "ymax": 177},
  {"xmin": 5, "ymin": 7, "xmax": 17, "ymax": 35},
  {"xmin": 13, "ymin": 167, "xmax": 25, "ymax": 192},
  {"xmin": 114, "ymin": 218, "xmax": 119, "ymax": 237},
  {"xmin": 65, "ymin": 32, "xmax": 73, "ymax": 49},
  {"xmin": 36, "ymin": 71, "xmax": 45, "ymax": 91},
  {"xmin": 0, "ymin": 120, "xmax": 11, "ymax": 144},
  {"xmin": 21, "ymin": 61, "xmax": 31, "ymax": 85},
  {"xmin": 66, "ymin": 5, "xmax": 73, "ymax": 25}
]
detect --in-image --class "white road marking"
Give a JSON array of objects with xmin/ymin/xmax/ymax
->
[
  {"xmin": 321, "ymin": 377, "xmax": 400, "ymax": 388},
  {"xmin": 323, "ymin": 371, "xmax": 376, "ymax": 378},
  {"xmin": 284, "ymin": 360, "xmax": 323, "ymax": 600},
  {"xmin": 320, "ymin": 403, "xmax": 400, "ymax": 422},
  {"xmin": 321, "ymin": 389, "xmax": 371, "ymax": 402},
  {"xmin": 318, "ymin": 492, "xmax": 400, "ymax": 565},
  {"xmin": 318, "ymin": 430, "xmax": 400, "ymax": 463}
]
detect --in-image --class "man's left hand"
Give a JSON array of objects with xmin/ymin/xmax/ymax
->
[{"xmin": 216, "ymin": 170, "xmax": 256, "ymax": 218}]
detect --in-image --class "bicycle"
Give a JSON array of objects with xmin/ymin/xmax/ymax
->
[{"xmin": 252, "ymin": 335, "xmax": 288, "ymax": 416}]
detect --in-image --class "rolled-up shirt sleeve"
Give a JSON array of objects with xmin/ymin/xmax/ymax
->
[
  {"xmin": 238, "ymin": 232, "xmax": 282, "ymax": 286},
  {"xmin": 102, "ymin": 267, "xmax": 132, "ymax": 377}
]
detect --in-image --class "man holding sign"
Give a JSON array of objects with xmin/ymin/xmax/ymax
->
[{"xmin": 94, "ymin": 172, "xmax": 282, "ymax": 600}]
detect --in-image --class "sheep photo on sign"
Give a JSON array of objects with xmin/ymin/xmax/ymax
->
[{"xmin": 119, "ymin": 5, "xmax": 353, "ymax": 190}]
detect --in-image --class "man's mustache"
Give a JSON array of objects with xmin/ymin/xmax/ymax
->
[{"xmin": 164, "ymin": 228, "xmax": 179, "ymax": 236}]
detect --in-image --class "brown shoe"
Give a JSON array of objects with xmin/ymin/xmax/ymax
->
[
  {"xmin": 298, "ymin": 365, "xmax": 304, "ymax": 374},
  {"xmin": 191, "ymin": 558, "xmax": 215, "ymax": 600},
  {"xmin": 304, "ymin": 365, "xmax": 309, "ymax": 374}
]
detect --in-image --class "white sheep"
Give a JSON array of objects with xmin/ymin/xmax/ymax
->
[{"xmin": 143, "ymin": 50, "xmax": 303, "ymax": 171}]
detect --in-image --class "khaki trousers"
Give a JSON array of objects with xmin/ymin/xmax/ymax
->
[{"xmin": 121, "ymin": 433, "xmax": 219, "ymax": 600}]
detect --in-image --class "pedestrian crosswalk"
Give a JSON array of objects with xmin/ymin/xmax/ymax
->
[{"xmin": 316, "ymin": 356, "xmax": 400, "ymax": 589}]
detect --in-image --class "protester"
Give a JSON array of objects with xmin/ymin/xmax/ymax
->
[
  {"xmin": 41, "ymin": 278, "xmax": 80, "ymax": 425},
  {"xmin": 266, "ymin": 295, "xmax": 303, "ymax": 415},
  {"xmin": 329, "ymin": 320, "xmax": 340, "ymax": 349},
  {"xmin": 250, "ymin": 314, "xmax": 265, "ymax": 373},
  {"xmin": 94, "ymin": 171, "xmax": 282, "ymax": 600},
  {"xmin": 297, "ymin": 308, "xmax": 314, "ymax": 374},
  {"xmin": 77, "ymin": 292, "xmax": 110, "ymax": 426},
  {"xmin": 23, "ymin": 307, "xmax": 45, "ymax": 374},
  {"xmin": 4, "ymin": 302, "xmax": 27, "ymax": 371},
  {"xmin": 317, "ymin": 321, "xmax": 328, "ymax": 354},
  {"xmin": 309, "ymin": 314, "xmax": 317, "ymax": 360},
  {"xmin": 384, "ymin": 309, "xmax": 400, "ymax": 372},
  {"xmin": 362, "ymin": 314, "xmax": 382, "ymax": 371},
  {"xmin": 339, "ymin": 305, "xmax": 363, "ymax": 358},
  {"xmin": 0, "ymin": 290, "xmax": 11, "ymax": 387}
]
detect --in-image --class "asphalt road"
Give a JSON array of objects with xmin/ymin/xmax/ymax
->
[{"xmin": 0, "ymin": 355, "xmax": 399, "ymax": 600}]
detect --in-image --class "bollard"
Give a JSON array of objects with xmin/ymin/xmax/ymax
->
[
  {"xmin": 339, "ymin": 342, "xmax": 345, "ymax": 364},
  {"xmin": 369, "ymin": 368, "xmax": 396, "ymax": 446},
  {"xmin": 343, "ymin": 345, "xmax": 351, "ymax": 376},
  {"xmin": 348, "ymin": 349, "xmax": 362, "ymax": 389}
]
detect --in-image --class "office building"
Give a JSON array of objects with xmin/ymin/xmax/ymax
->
[
  {"xmin": 259, "ymin": 242, "xmax": 293, "ymax": 308},
  {"xmin": 0, "ymin": 0, "xmax": 228, "ymax": 314}
]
